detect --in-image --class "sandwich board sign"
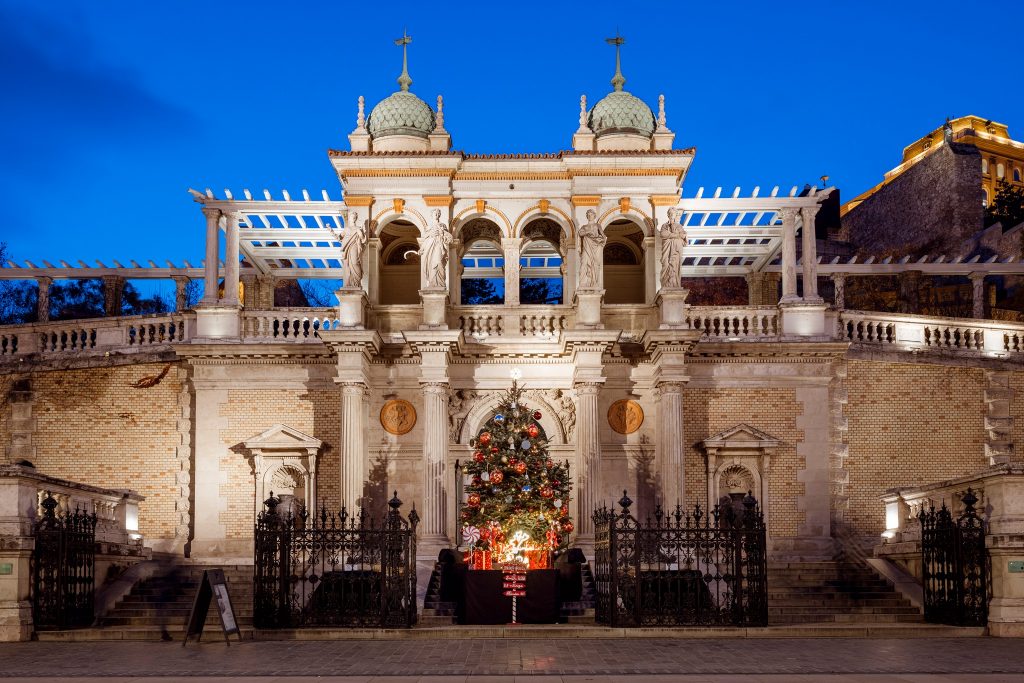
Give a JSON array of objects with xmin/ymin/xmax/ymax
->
[{"xmin": 182, "ymin": 568, "xmax": 241, "ymax": 645}]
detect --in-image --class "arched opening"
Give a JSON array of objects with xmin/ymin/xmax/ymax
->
[
  {"xmin": 269, "ymin": 465, "xmax": 307, "ymax": 518},
  {"xmin": 459, "ymin": 218, "xmax": 504, "ymax": 305},
  {"xmin": 379, "ymin": 219, "xmax": 421, "ymax": 304},
  {"xmin": 602, "ymin": 219, "xmax": 645, "ymax": 304},
  {"xmin": 520, "ymin": 218, "xmax": 564, "ymax": 305}
]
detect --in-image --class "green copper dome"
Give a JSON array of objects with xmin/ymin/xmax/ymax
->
[
  {"xmin": 588, "ymin": 91, "xmax": 656, "ymax": 138},
  {"xmin": 367, "ymin": 91, "xmax": 436, "ymax": 139}
]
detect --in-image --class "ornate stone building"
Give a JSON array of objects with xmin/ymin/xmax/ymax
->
[{"xmin": 3, "ymin": 40, "xmax": 1024, "ymax": 590}]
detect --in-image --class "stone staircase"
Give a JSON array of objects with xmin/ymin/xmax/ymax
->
[
  {"xmin": 768, "ymin": 559, "xmax": 922, "ymax": 625},
  {"xmin": 420, "ymin": 560, "xmax": 457, "ymax": 626},
  {"xmin": 559, "ymin": 562, "xmax": 596, "ymax": 623},
  {"xmin": 38, "ymin": 563, "xmax": 254, "ymax": 641}
]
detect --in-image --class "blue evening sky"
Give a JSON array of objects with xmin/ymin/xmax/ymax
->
[{"xmin": 2, "ymin": 0, "xmax": 1022, "ymax": 275}]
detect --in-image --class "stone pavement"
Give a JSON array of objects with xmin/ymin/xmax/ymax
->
[{"xmin": 1, "ymin": 638, "xmax": 1023, "ymax": 680}]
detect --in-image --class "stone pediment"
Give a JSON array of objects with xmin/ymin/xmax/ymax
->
[
  {"xmin": 702, "ymin": 423, "xmax": 780, "ymax": 450},
  {"xmin": 244, "ymin": 424, "xmax": 322, "ymax": 453}
]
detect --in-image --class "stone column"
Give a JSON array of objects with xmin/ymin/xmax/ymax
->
[
  {"xmin": 201, "ymin": 207, "xmax": 221, "ymax": 304},
  {"xmin": 970, "ymin": 272, "xmax": 986, "ymax": 319},
  {"xmin": 35, "ymin": 276, "xmax": 52, "ymax": 322},
  {"xmin": 420, "ymin": 381, "xmax": 449, "ymax": 547},
  {"xmin": 449, "ymin": 238, "xmax": 462, "ymax": 307},
  {"xmin": 222, "ymin": 211, "xmax": 241, "ymax": 306},
  {"xmin": 574, "ymin": 381, "xmax": 602, "ymax": 537},
  {"xmin": 657, "ymin": 382, "xmax": 686, "ymax": 506},
  {"xmin": 831, "ymin": 273, "xmax": 847, "ymax": 310},
  {"xmin": 173, "ymin": 276, "xmax": 189, "ymax": 312},
  {"xmin": 366, "ymin": 238, "xmax": 381, "ymax": 305},
  {"xmin": 101, "ymin": 275, "xmax": 124, "ymax": 316},
  {"xmin": 643, "ymin": 235, "xmax": 657, "ymax": 304},
  {"xmin": 800, "ymin": 205, "xmax": 822, "ymax": 302},
  {"xmin": 897, "ymin": 270, "xmax": 922, "ymax": 314},
  {"xmin": 779, "ymin": 208, "xmax": 799, "ymax": 303},
  {"xmin": 338, "ymin": 382, "xmax": 368, "ymax": 511},
  {"xmin": 502, "ymin": 238, "xmax": 521, "ymax": 306}
]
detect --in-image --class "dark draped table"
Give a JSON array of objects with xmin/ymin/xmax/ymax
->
[{"xmin": 459, "ymin": 568, "xmax": 559, "ymax": 624}]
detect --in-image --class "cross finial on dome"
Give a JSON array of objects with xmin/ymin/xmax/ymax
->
[
  {"xmin": 605, "ymin": 32, "xmax": 626, "ymax": 92},
  {"xmin": 395, "ymin": 29, "xmax": 413, "ymax": 92}
]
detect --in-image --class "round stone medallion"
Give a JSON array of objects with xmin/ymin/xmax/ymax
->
[
  {"xmin": 607, "ymin": 399, "xmax": 644, "ymax": 435},
  {"xmin": 380, "ymin": 399, "xmax": 416, "ymax": 435}
]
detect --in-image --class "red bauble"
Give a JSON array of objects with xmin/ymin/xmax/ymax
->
[
  {"xmin": 561, "ymin": 506, "xmax": 569, "ymax": 517},
  {"xmin": 490, "ymin": 470, "xmax": 504, "ymax": 484},
  {"xmin": 467, "ymin": 493, "xmax": 481, "ymax": 507},
  {"xmin": 562, "ymin": 521, "xmax": 574, "ymax": 533},
  {"xmin": 533, "ymin": 410, "xmax": 542, "ymax": 420},
  {"xmin": 472, "ymin": 476, "xmax": 482, "ymax": 486},
  {"xmin": 479, "ymin": 432, "xmax": 492, "ymax": 445},
  {"xmin": 514, "ymin": 461, "xmax": 528, "ymax": 474},
  {"xmin": 540, "ymin": 486, "xmax": 553, "ymax": 498},
  {"xmin": 526, "ymin": 424, "xmax": 540, "ymax": 438},
  {"xmin": 480, "ymin": 528, "xmax": 491, "ymax": 540},
  {"xmin": 473, "ymin": 451, "xmax": 485, "ymax": 463},
  {"xmin": 546, "ymin": 459, "xmax": 554, "ymax": 469},
  {"xmin": 490, "ymin": 446, "xmax": 499, "ymax": 453},
  {"xmin": 461, "ymin": 511, "xmax": 470, "ymax": 520}
]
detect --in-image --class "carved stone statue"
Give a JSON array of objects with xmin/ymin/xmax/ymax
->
[
  {"xmin": 578, "ymin": 209, "xmax": 606, "ymax": 289},
  {"xmin": 423, "ymin": 208, "xmax": 452, "ymax": 288},
  {"xmin": 659, "ymin": 208, "xmax": 687, "ymax": 289},
  {"xmin": 448, "ymin": 389, "xmax": 477, "ymax": 442},
  {"xmin": 341, "ymin": 211, "xmax": 368, "ymax": 288},
  {"xmin": 554, "ymin": 389, "xmax": 576, "ymax": 442}
]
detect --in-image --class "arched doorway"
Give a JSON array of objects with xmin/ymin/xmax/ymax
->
[
  {"xmin": 520, "ymin": 218, "xmax": 564, "ymax": 305},
  {"xmin": 459, "ymin": 218, "xmax": 504, "ymax": 305},
  {"xmin": 602, "ymin": 219, "xmax": 645, "ymax": 303},
  {"xmin": 379, "ymin": 220, "xmax": 421, "ymax": 304}
]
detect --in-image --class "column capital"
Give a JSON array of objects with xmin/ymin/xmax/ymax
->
[
  {"xmin": 35, "ymin": 275, "xmax": 53, "ymax": 286},
  {"xmin": 336, "ymin": 381, "xmax": 368, "ymax": 396},
  {"xmin": 573, "ymin": 381, "xmax": 603, "ymax": 394},
  {"xmin": 656, "ymin": 381, "xmax": 686, "ymax": 395},
  {"xmin": 201, "ymin": 206, "xmax": 221, "ymax": 221},
  {"xmin": 829, "ymin": 272, "xmax": 848, "ymax": 282},
  {"xmin": 778, "ymin": 207, "xmax": 799, "ymax": 221},
  {"xmin": 221, "ymin": 209, "xmax": 242, "ymax": 223},
  {"xmin": 968, "ymin": 271, "xmax": 987, "ymax": 283},
  {"xmin": 800, "ymin": 204, "xmax": 820, "ymax": 220},
  {"xmin": 421, "ymin": 381, "xmax": 450, "ymax": 393}
]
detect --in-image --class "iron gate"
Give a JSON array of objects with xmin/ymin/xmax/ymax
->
[
  {"xmin": 920, "ymin": 487, "xmax": 988, "ymax": 626},
  {"xmin": 592, "ymin": 490, "xmax": 768, "ymax": 627},
  {"xmin": 254, "ymin": 491, "xmax": 419, "ymax": 629},
  {"xmin": 31, "ymin": 491, "xmax": 98, "ymax": 630}
]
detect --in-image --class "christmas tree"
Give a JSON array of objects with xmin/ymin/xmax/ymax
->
[{"xmin": 460, "ymin": 378, "xmax": 574, "ymax": 569}]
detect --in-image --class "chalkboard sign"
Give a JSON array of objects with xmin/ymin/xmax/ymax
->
[{"xmin": 182, "ymin": 568, "xmax": 241, "ymax": 646}]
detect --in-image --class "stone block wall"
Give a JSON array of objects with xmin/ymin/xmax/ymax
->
[
  {"xmin": 844, "ymin": 360, "xmax": 988, "ymax": 536},
  {"xmin": 843, "ymin": 143, "xmax": 984, "ymax": 255},
  {"xmin": 17, "ymin": 363, "xmax": 183, "ymax": 540},
  {"xmin": 684, "ymin": 388, "xmax": 804, "ymax": 537},
  {"xmin": 218, "ymin": 388, "xmax": 341, "ymax": 539}
]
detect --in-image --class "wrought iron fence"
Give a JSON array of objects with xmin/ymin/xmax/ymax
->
[
  {"xmin": 254, "ymin": 491, "xmax": 419, "ymax": 629},
  {"xmin": 592, "ymin": 490, "xmax": 768, "ymax": 627},
  {"xmin": 31, "ymin": 491, "xmax": 97, "ymax": 630},
  {"xmin": 920, "ymin": 487, "xmax": 989, "ymax": 626}
]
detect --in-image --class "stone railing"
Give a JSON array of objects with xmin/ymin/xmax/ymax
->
[
  {"xmin": 839, "ymin": 310, "xmax": 1024, "ymax": 355},
  {"xmin": 0, "ymin": 464, "xmax": 145, "ymax": 547},
  {"xmin": 684, "ymin": 306, "xmax": 780, "ymax": 340},
  {"xmin": 0, "ymin": 312, "xmax": 194, "ymax": 358},
  {"xmin": 242, "ymin": 308, "xmax": 341, "ymax": 341},
  {"xmin": 451, "ymin": 305, "xmax": 573, "ymax": 340}
]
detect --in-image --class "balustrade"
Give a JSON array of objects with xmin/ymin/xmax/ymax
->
[
  {"xmin": 839, "ymin": 310, "xmax": 1024, "ymax": 355},
  {"xmin": 242, "ymin": 308, "xmax": 340, "ymax": 341},
  {"xmin": 684, "ymin": 306, "xmax": 779, "ymax": 339}
]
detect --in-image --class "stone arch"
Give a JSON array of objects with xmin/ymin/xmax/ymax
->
[
  {"xmin": 597, "ymin": 207, "xmax": 653, "ymax": 236},
  {"xmin": 602, "ymin": 217, "xmax": 646, "ymax": 303},
  {"xmin": 453, "ymin": 205, "xmax": 513, "ymax": 237},
  {"xmin": 460, "ymin": 390, "xmax": 567, "ymax": 445},
  {"xmin": 372, "ymin": 208, "xmax": 427, "ymax": 237},
  {"xmin": 456, "ymin": 217, "xmax": 503, "ymax": 251},
  {"xmin": 515, "ymin": 206, "xmax": 575, "ymax": 240}
]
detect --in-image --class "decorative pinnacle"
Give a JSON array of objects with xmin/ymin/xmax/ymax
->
[
  {"xmin": 356, "ymin": 95, "xmax": 365, "ymax": 128},
  {"xmin": 605, "ymin": 32, "xmax": 626, "ymax": 92},
  {"xmin": 435, "ymin": 94, "xmax": 445, "ymax": 130},
  {"xmin": 395, "ymin": 30, "xmax": 413, "ymax": 92}
]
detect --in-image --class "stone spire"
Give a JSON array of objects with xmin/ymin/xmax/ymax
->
[
  {"xmin": 605, "ymin": 33, "xmax": 626, "ymax": 92},
  {"xmin": 395, "ymin": 30, "xmax": 413, "ymax": 92}
]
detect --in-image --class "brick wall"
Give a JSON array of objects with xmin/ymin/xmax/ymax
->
[
  {"xmin": 844, "ymin": 360, "xmax": 988, "ymax": 536},
  {"xmin": 218, "ymin": 389, "xmax": 340, "ymax": 539},
  {"xmin": 1009, "ymin": 371, "xmax": 1024, "ymax": 461},
  {"xmin": 27, "ymin": 363, "xmax": 183, "ymax": 540},
  {"xmin": 684, "ymin": 388, "xmax": 804, "ymax": 537},
  {"xmin": 843, "ymin": 143, "xmax": 984, "ymax": 255},
  {"xmin": 0, "ymin": 375, "xmax": 13, "ymax": 462}
]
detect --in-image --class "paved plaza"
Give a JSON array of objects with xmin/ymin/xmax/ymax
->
[{"xmin": 1, "ymin": 638, "xmax": 1023, "ymax": 681}]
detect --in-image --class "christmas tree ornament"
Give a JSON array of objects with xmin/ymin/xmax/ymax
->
[
  {"xmin": 533, "ymin": 410, "xmax": 542, "ymax": 420},
  {"xmin": 481, "ymin": 471, "xmax": 490, "ymax": 482},
  {"xmin": 514, "ymin": 461, "xmax": 528, "ymax": 474},
  {"xmin": 546, "ymin": 459, "xmax": 554, "ymax": 469},
  {"xmin": 490, "ymin": 470, "xmax": 504, "ymax": 484},
  {"xmin": 522, "ymin": 484, "xmax": 532, "ymax": 492},
  {"xmin": 521, "ymin": 439, "xmax": 531, "ymax": 450},
  {"xmin": 562, "ymin": 521, "xmax": 574, "ymax": 533},
  {"xmin": 526, "ymin": 424, "xmax": 540, "ymax": 438},
  {"xmin": 472, "ymin": 476, "xmax": 482, "ymax": 486},
  {"xmin": 473, "ymin": 451, "xmax": 485, "ymax": 463},
  {"xmin": 479, "ymin": 432, "xmax": 492, "ymax": 445},
  {"xmin": 554, "ymin": 499, "xmax": 562, "ymax": 508},
  {"xmin": 540, "ymin": 486, "xmax": 553, "ymax": 498},
  {"xmin": 494, "ymin": 414, "xmax": 505, "ymax": 422},
  {"xmin": 462, "ymin": 525, "xmax": 481, "ymax": 545}
]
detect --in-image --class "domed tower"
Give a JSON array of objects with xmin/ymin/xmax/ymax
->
[
  {"xmin": 348, "ymin": 32, "xmax": 451, "ymax": 153},
  {"xmin": 572, "ymin": 35, "xmax": 674, "ymax": 152}
]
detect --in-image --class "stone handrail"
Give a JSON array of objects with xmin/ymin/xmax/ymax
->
[
  {"xmin": 684, "ymin": 306, "xmax": 780, "ymax": 339},
  {"xmin": 242, "ymin": 308, "xmax": 341, "ymax": 341},
  {"xmin": 839, "ymin": 309, "xmax": 1024, "ymax": 355},
  {"xmin": 450, "ymin": 305, "xmax": 573, "ymax": 340},
  {"xmin": 0, "ymin": 464, "xmax": 145, "ymax": 547},
  {"xmin": 0, "ymin": 312, "xmax": 194, "ymax": 357}
]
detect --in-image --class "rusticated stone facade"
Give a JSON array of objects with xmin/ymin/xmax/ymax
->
[{"xmin": 843, "ymin": 143, "xmax": 984, "ymax": 255}]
